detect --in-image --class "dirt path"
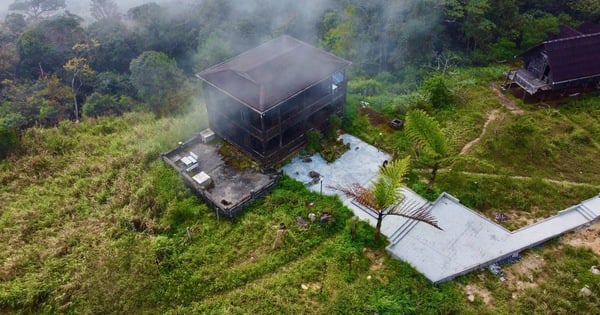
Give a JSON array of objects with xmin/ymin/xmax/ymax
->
[
  {"xmin": 561, "ymin": 220, "xmax": 600, "ymax": 255},
  {"xmin": 460, "ymin": 109, "xmax": 499, "ymax": 154},
  {"xmin": 453, "ymin": 170, "xmax": 600, "ymax": 188},
  {"xmin": 414, "ymin": 168, "xmax": 600, "ymax": 189},
  {"xmin": 460, "ymin": 83, "xmax": 525, "ymax": 155},
  {"xmin": 490, "ymin": 82, "xmax": 524, "ymax": 114}
]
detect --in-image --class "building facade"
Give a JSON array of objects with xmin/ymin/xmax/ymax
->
[{"xmin": 197, "ymin": 35, "xmax": 351, "ymax": 167}]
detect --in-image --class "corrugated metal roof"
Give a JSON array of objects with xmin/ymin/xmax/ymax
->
[
  {"xmin": 555, "ymin": 24, "xmax": 582, "ymax": 39},
  {"xmin": 197, "ymin": 35, "xmax": 351, "ymax": 112},
  {"xmin": 544, "ymin": 32, "xmax": 600, "ymax": 84},
  {"xmin": 577, "ymin": 22, "xmax": 600, "ymax": 35}
]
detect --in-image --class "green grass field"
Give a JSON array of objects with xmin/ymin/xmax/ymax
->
[{"xmin": 1, "ymin": 68, "xmax": 600, "ymax": 314}]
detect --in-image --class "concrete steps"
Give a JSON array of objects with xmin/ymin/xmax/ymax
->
[
  {"xmin": 577, "ymin": 204, "xmax": 598, "ymax": 221},
  {"xmin": 390, "ymin": 218, "xmax": 420, "ymax": 246}
]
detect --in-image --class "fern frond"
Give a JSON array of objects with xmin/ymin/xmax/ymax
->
[
  {"xmin": 405, "ymin": 109, "xmax": 448, "ymax": 159},
  {"xmin": 330, "ymin": 183, "xmax": 379, "ymax": 211},
  {"xmin": 330, "ymin": 154, "xmax": 442, "ymax": 231},
  {"xmin": 389, "ymin": 199, "xmax": 443, "ymax": 230}
]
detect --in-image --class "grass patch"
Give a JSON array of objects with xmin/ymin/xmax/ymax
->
[
  {"xmin": 1, "ymin": 67, "xmax": 599, "ymax": 314},
  {"xmin": 0, "ymin": 106, "xmax": 465, "ymax": 314},
  {"xmin": 458, "ymin": 243, "xmax": 600, "ymax": 315},
  {"xmin": 436, "ymin": 171, "xmax": 599, "ymax": 230}
]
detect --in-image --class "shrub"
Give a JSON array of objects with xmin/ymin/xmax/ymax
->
[
  {"xmin": 507, "ymin": 116, "xmax": 537, "ymax": 148},
  {"xmin": 570, "ymin": 128, "xmax": 591, "ymax": 144},
  {"xmin": 348, "ymin": 78, "xmax": 382, "ymax": 97},
  {"xmin": 94, "ymin": 71, "xmax": 136, "ymax": 97},
  {"xmin": 421, "ymin": 75, "xmax": 455, "ymax": 109},
  {"xmin": 327, "ymin": 114, "xmax": 342, "ymax": 141},
  {"xmin": 0, "ymin": 124, "xmax": 18, "ymax": 156},
  {"xmin": 306, "ymin": 129, "xmax": 323, "ymax": 153},
  {"xmin": 83, "ymin": 93, "xmax": 129, "ymax": 118}
]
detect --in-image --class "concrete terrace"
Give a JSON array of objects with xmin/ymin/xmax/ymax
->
[
  {"xmin": 162, "ymin": 133, "xmax": 277, "ymax": 218},
  {"xmin": 282, "ymin": 134, "xmax": 600, "ymax": 284}
]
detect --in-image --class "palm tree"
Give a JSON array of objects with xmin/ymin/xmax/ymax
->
[
  {"xmin": 333, "ymin": 156, "xmax": 442, "ymax": 241},
  {"xmin": 404, "ymin": 109, "xmax": 449, "ymax": 193}
]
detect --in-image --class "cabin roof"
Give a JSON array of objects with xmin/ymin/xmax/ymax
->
[
  {"xmin": 544, "ymin": 32, "xmax": 600, "ymax": 83},
  {"xmin": 522, "ymin": 25, "xmax": 600, "ymax": 84},
  {"xmin": 197, "ymin": 35, "xmax": 351, "ymax": 112}
]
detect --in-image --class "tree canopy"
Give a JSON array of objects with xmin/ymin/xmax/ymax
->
[
  {"xmin": 8, "ymin": 0, "xmax": 66, "ymax": 21},
  {"xmin": 90, "ymin": 0, "xmax": 120, "ymax": 21},
  {"xmin": 16, "ymin": 13, "xmax": 84, "ymax": 79},
  {"xmin": 0, "ymin": 0, "xmax": 598, "ymax": 153},
  {"xmin": 129, "ymin": 51, "xmax": 187, "ymax": 114}
]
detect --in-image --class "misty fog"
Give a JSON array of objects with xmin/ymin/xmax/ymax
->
[{"xmin": 0, "ymin": 0, "xmax": 174, "ymax": 18}]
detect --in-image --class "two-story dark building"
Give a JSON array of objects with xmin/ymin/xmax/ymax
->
[
  {"xmin": 506, "ymin": 24, "xmax": 600, "ymax": 98},
  {"xmin": 197, "ymin": 35, "xmax": 351, "ymax": 167}
]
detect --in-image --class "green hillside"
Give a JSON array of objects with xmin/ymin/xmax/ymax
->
[
  {"xmin": 2, "ymin": 86, "xmax": 599, "ymax": 313},
  {"xmin": 2, "ymin": 0, "xmax": 600, "ymax": 313}
]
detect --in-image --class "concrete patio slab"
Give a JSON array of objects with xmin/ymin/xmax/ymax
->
[{"xmin": 282, "ymin": 134, "xmax": 392, "ymax": 199}]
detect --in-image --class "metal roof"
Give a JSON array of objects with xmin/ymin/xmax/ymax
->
[
  {"xmin": 544, "ymin": 32, "xmax": 600, "ymax": 84},
  {"xmin": 197, "ymin": 35, "xmax": 351, "ymax": 113},
  {"xmin": 521, "ymin": 25, "xmax": 600, "ymax": 85}
]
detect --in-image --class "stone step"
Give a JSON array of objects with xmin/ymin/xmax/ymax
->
[
  {"xmin": 580, "ymin": 203, "xmax": 599, "ymax": 219},
  {"xmin": 577, "ymin": 205, "xmax": 595, "ymax": 221},
  {"xmin": 389, "ymin": 219, "xmax": 412, "ymax": 241},
  {"xmin": 390, "ymin": 219, "xmax": 420, "ymax": 245}
]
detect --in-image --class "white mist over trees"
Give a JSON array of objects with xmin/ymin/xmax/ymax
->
[
  {"xmin": 0, "ymin": 0, "xmax": 175, "ymax": 18},
  {"xmin": 1, "ymin": 0, "xmax": 598, "ymax": 151}
]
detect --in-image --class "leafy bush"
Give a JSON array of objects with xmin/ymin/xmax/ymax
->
[
  {"xmin": 129, "ymin": 51, "xmax": 188, "ymax": 114},
  {"xmin": 93, "ymin": 71, "xmax": 136, "ymax": 97},
  {"xmin": 0, "ymin": 124, "xmax": 17, "ymax": 156},
  {"xmin": 421, "ymin": 75, "xmax": 455, "ymax": 109},
  {"xmin": 487, "ymin": 37, "xmax": 520, "ymax": 62},
  {"xmin": 327, "ymin": 114, "xmax": 342, "ymax": 141},
  {"xmin": 83, "ymin": 93, "xmax": 130, "ymax": 118},
  {"xmin": 570, "ymin": 128, "xmax": 591, "ymax": 144},
  {"xmin": 348, "ymin": 78, "xmax": 382, "ymax": 97},
  {"xmin": 506, "ymin": 116, "xmax": 538, "ymax": 148},
  {"xmin": 320, "ymin": 140, "xmax": 350, "ymax": 163},
  {"xmin": 306, "ymin": 129, "xmax": 323, "ymax": 153}
]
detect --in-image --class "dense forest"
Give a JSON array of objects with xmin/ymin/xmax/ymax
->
[
  {"xmin": 1, "ymin": 1, "xmax": 600, "ymax": 314},
  {"xmin": 1, "ymin": 0, "xmax": 599, "ymax": 154}
]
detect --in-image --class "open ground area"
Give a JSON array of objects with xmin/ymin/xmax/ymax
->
[
  {"xmin": 1, "ymin": 67, "xmax": 600, "ymax": 314},
  {"xmin": 2, "ymin": 1, "xmax": 600, "ymax": 313}
]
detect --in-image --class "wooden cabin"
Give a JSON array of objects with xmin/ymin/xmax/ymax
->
[
  {"xmin": 197, "ymin": 35, "xmax": 351, "ymax": 167},
  {"xmin": 506, "ymin": 24, "xmax": 600, "ymax": 98}
]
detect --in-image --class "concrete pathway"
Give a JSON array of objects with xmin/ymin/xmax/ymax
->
[
  {"xmin": 282, "ymin": 134, "xmax": 600, "ymax": 284},
  {"xmin": 389, "ymin": 192, "xmax": 600, "ymax": 283}
]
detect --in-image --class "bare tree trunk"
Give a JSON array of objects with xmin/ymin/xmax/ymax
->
[
  {"xmin": 375, "ymin": 211, "xmax": 383, "ymax": 242},
  {"xmin": 71, "ymin": 74, "xmax": 80, "ymax": 121},
  {"xmin": 426, "ymin": 162, "xmax": 439, "ymax": 193}
]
